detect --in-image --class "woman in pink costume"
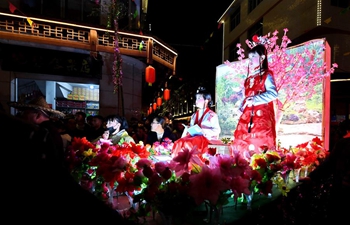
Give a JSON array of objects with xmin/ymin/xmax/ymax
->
[
  {"xmin": 171, "ymin": 87, "xmax": 221, "ymax": 158},
  {"xmin": 232, "ymin": 44, "xmax": 278, "ymax": 157}
]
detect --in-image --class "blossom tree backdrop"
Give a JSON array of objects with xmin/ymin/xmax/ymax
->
[{"xmin": 215, "ymin": 29, "xmax": 336, "ymax": 149}]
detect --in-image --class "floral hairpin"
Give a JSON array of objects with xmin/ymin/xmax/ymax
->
[{"xmin": 246, "ymin": 34, "xmax": 270, "ymax": 49}]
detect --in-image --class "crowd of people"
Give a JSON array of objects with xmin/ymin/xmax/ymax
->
[{"xmin": 2, "ymin": 97, "xmax": 136, "ymax": 223}]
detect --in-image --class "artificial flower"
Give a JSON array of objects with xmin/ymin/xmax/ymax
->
[{"xmin": 188, "ymin": 166, "xmax": 229, "ymax": 205}]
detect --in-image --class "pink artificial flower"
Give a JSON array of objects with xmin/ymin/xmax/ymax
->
[
  {"xmin": 172, "ymin": 146, "xmax": 203, "ymax": 176},
  {"xmin": 188, "ymin": 166, "xmax": 229, "ymax": 205},
  {"xmin": 209, "ymin": 154, "xmax": 234, "ymax": 176},
  {"xmin": 148, "ymin": 172, "xmax": 163, "ymax": 190},
  {"xmin": 154, "ymin": 161, "xmax": 168, "ymax": 173},
  {"xmin": 229, "ymin": 175, "xmax": 251, "ymax": 200},
  {"xmin": 111, "ymin": 156, "xmax": 128, "ymax": 173},
  {"xmin": 135, "ymin": 158, "xmax": 153, "ymax": 169}
]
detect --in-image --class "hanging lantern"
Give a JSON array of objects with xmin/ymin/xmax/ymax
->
[
  {"xmin": 149, "ymin": 105, "xmax": 152, "ymax": 114},
  {"xmin": 152, "ymin": 102, "xmax": 157, "ymax": 111},
  {"xmin": 156, "ymin": 97, "xmax": 162, "ymax": 107},
  {"xmin": 156, "ymin": 92, "xmax": 162, "ymax": 107},
  {"xmin": 164, "ymin": 89, "xmax": 170, "ymax": 101},
  {"xmin": 163, "ymin": 82, "xmax": 170, "ymax": 101},
  {"xmin": 145, "ymin": 65, "xmax": 155, "ymax": 86}
]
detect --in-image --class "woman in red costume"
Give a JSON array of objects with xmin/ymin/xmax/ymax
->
[
  {"xmin": 232, "ymin": 44, "xmax": 278, "ymax": 158},
  {"xmin": 171, "ymin": 87, "xmax": 221, "ymax": 158}
]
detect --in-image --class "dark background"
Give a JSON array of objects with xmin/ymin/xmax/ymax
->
[{"xmin": 146, "ymin": 1, "xmax": 233, "ymax": 94}]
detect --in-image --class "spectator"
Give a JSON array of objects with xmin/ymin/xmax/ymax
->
[
  {"xmin": 132, "ymin": 125, "xmax": 148, "ymax": 144},
  {"xmin": 171, "ymin": 87, "xmax": 221, "ymax": 157},
  {"xmin": 105, "ymin": 114, "xmax": 135, "ymax": 145},
  {"xmin": 74, "ymin": 111, "xmax": 92, "ymax": 138},
  {"xmin": 8, "ymin": 96, "xmax": 65, "ymax": 167},
  {"xmin": 88, "ymin": 115, "xmax": 105, "ymax": 141},
  {"xmin": 146, "ymin": 115, "xmax": 176, "ymax": 146}
]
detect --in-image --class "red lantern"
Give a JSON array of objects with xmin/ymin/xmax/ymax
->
[
  {"xmin": 152, "ymin": 102, "xmax": 157, "ymax": 111},
  {"xmin": 164, "ymin": 89, "xmax": 170, "ymax": 101},
  {"xmin": 157, "ymin": 97, "xmax": 162, "ymax": 107},
  {"xmin": 145, "ymin": 65, "xmax": 155, "ymax": 86},
  {"xmin": 149, "ymin": 106, "xmax": 152, "ymax": 114}
]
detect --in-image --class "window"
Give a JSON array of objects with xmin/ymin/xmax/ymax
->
[
  {"xmin": 247, "ymin": 19, "xmax": 263, "ymax": 40},
  {"xmin": 42, "ymin": 0, "xmax": 61, "ymax": 19},
  {"xmin": 229, "ymin": 40, "xmax": 240, "ymax": 62},
  {"xmin": 248, "ymin": 0, "xmax": 264, "ymax": 13},
  {"xmin": 331, "ymin": 0, "xmax": 350, "ymax": 8},
  {"xmin": 230, "ymin": 6, "xmax": 241, "ymax": 31}
]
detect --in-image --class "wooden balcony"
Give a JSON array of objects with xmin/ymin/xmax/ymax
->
[{"xmin": 0, "ymin": 12, "xmax": 177, "ymax": 73}]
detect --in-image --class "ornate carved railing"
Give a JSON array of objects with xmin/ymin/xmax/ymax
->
[{"xmin": 0, "ymin": 12, "xmax": 177, "ymax": 72}]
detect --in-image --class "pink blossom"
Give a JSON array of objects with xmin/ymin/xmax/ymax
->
[
  {"xmin": 111, "ymin": 156, "xmax": 128, "ymax": 172},
  {"xmin": 229, "ymin": 176, "xmax": 251, "ymax": 199},
  {"xmin": 172, "ymin": 146, "xmax": 203, "ymax": 176},
  {"xmin": 154, "ymin": 161, "xmax": 168, "ymax": 173},
  {"xmin": 209, "ymin": 154, "xmax": 234, "ymax": 176},
  {"xmin": 188, "ymin": 166, "xmax": 229, "ymax": 205},
  {"xmin": 135, "ymin": 158, "xmax": 153, "ymax": 169}
]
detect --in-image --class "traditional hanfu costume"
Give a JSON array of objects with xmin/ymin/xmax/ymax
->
[
  {"xmin": 232, "ymin": 69, "xmax": 278, "ymax": 156},
  {"xmin": 171, "ymin": 107, "xmax": 221, "ymax": 157}
]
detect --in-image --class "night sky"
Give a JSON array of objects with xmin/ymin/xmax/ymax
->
[{"xmin": 146, "ymin": 1, "xmax": 233, "ymax": 94}]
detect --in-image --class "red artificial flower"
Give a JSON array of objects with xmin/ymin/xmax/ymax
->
[
  {"xmin": 259, "ymin": 180, "xmax": 273, "ymax": 195},
  {"xmin": 281, "ymin": 153, "xmax": 301, "ymax": 170},
  {"xmin": 71, "ymin": 137, "xmax": 95, "ymax": 154},
  {"xmin": 254, "ymin": 157, "xmax": 268, "ymax": 169},
  {"xmin": 160, "ymin": 167, "xmax": 172, "ymax": 180},
  {"xmin": 270, "ymin": 163, "xmax": 283, "ymax": 171},
  {"xmin": 295, "ymin": 141, "xmax": 308, "ymax": 149},
  {"xmin": 208, "ymin": 147, "xmax": 217, "ymax": 156},
  {"xmin": 181, "ymin": 172, "xmax": 191, "ymax": 182},
  {"xmin": 250, "ymin": 169, "xmax": 262, "ymax": 182},
  {"xmin": 311, "ymin": 136, "xmax": 323, "ymax": 146},
  {"xmin": 265, "ymin": 151, "xmax": 281, "ymax": 163},
  {"xmin": 252, "ymin": 35, "xmax": 259, "ymax": 42},
  {"xmin": 142, "ymin": 165, "xmax": 154, "ymax": 178},
  {"xmin": 129, "ymin": 142, "xmax": 151, "ymax": 158}
]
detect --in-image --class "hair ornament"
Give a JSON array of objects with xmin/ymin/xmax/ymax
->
[{"xmin": 246, "ymin": 34, "xmax": 271, "ymax": 49}]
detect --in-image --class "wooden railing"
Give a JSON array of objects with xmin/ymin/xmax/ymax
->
[{"xmin": 0, "ymin": 12, "xmax": 177, "ymax": 73}]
